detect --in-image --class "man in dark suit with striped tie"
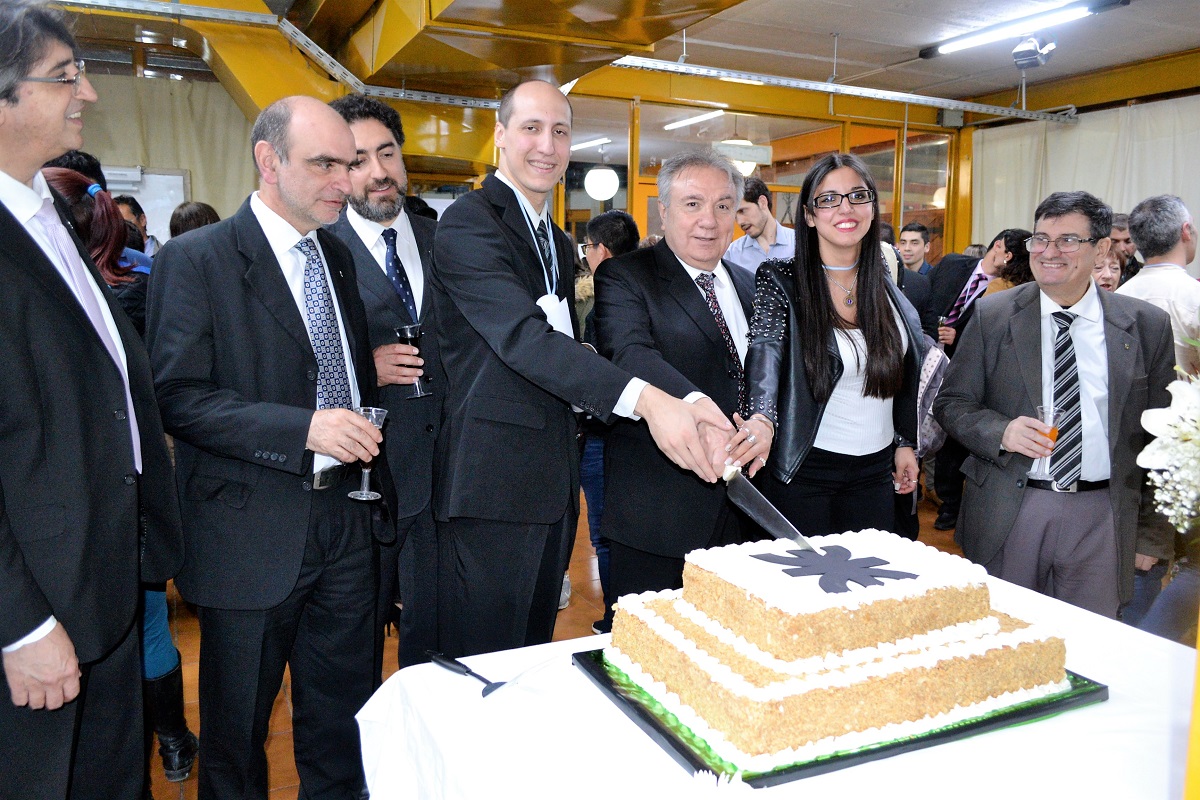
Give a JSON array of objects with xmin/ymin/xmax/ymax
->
[
  {"xmin": 328, "ymin": 94, "xmax": 443, "ymax": 670},
  {"xmin": 935, "ymin": 191, "xmax": 1175, "ymax": 617}
]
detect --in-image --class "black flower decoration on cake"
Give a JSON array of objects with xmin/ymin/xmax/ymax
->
[{"xmin": 751, "ymin": 546, "xmax": 918, "ymax": 593}]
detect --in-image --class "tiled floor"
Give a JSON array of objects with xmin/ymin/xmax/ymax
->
[{"xmin": 150, "ymin": 490, "xmax": 953, "ymax": 799}]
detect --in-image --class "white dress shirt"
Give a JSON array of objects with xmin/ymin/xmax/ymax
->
[
  {"xmin": 250, "ymin": 192, "xmax": 360, "ymax": 474},
  {"xmin": 345, "ymin": 205, "xmax": 424, "ymax": 316},
  {"xmin": 1039, "ymin": 282, "xmax": 1110, "ymax": 481},
  {"xmin": 676, "ymin": 258, "xmax": 750, "ymax": 362},
  {"xmin": 1115, "ymin": 262, "xmax": 1200, "ymax": 377}
]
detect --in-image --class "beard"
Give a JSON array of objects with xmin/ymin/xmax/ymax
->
[{"xmin": 349, "ymin": 177, "xmax": 406, "ymax": 223}]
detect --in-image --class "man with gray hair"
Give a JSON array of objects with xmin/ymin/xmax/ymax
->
[
  {"xmin": 593, "ymin": 149, "xmax": 759, "ymax": 616},
  {"xmin": 1117, "ymin": 194, "xmax": 1200, "ymax": 377}
]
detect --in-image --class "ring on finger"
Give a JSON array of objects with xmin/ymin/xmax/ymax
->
[
  {"xmin": 758, "ymin": 456, "xmax": 767, "ymax": 465},
  {"xmin": 746, "ymin": 433, "xmax": 757, "ymax": 444}
]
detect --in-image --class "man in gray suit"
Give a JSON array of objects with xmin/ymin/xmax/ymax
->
[
  {"xmin": 328, "ymin": 94, "xmax": 441, "ymax": 669},
  {"xmin": 935, "ymin": 191, "xmax": 1175, "ymax": 617}
]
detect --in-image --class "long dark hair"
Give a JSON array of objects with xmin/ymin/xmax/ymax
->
[
  {"xmin": 42, "ymin": 167, "xmax": 134, "ymax": 285},
  {"xmin": 793, "ymin": 152, "xmax": 902, "ymax": 403}
]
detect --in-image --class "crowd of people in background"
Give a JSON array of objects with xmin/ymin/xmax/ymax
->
[{"xmin": 2, "ymin": 1, "xmax": 1197, "ymax": 798}]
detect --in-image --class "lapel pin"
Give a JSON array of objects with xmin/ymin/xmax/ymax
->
[{"xmin": 1125, "ymin": 343, "xmax": 1130, "ymax": 350}]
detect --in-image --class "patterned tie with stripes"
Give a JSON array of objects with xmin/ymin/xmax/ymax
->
[
  {"xmin": 695, "ymin": 271, "xmax": 746, "ymax": 417},
  {"xmin": 944, "ymin": 270, "xmax": 989, "ymax": 326},
  {"xmin": 1049, "ymin": 311, "xmax": 1082, "ymax": 486}
]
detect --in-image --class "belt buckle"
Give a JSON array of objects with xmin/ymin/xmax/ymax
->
[
  {"xmin": 313, "ymin": 465, "xmax": 342, "ymax": 490},
  {"xmin": 1050, "ymin": 479, "xmax": 1077, "ymax": 494}
]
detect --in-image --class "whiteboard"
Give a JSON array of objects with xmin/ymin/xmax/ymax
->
[{"xmin": 102, "ymin": 167, "xmax": 190, "ymax": 247}]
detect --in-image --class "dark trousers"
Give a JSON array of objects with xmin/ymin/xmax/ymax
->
[
  {"xmin": 0, "ymin": 619, "xmax": 143, "ymax": 800},
  {"xmin": 763, "ymin": 446, "xmax": 896, "ymax": 537},
  {"xmin": 607, "ymin": 503, "xmax": 743, "ymax": 614},
  {"xmin": 934, "ymin": 435, "xmax": 968, "ymax": 516},
  {"xmin": 195, "ymin": 482, "xmax": 376, "ymax": 800},
  {"xmin": 437, "ymin": 510, "xmax": 576, "ymax": 658},
  {"xmin": 377, "ymin": 505, "xmax": 439, "ymax": 670}
]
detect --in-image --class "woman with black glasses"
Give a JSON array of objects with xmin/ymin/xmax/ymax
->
[{"xmin": 727, "ymin": 152, "xmax": 926, "ymax": 536}]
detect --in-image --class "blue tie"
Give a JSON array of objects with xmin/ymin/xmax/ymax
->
[
  {"xmin": 295, "ymin": 237, "xmax": 353, "ymax": 409},
  {"xmin": 381, "ymin": 228, "xmax": 419, "ymax": 323}
]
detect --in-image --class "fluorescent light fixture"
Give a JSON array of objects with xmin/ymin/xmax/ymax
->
[
  {"xmin": 919, "ymin": 0, "xmax": 1128, "ymax": 58},
  {"xmin": 719, "ymin": 76, "xmax": 764, "ymax": 86},
  {"xmin": 663, "ymin": 109, "xmax": 724, "ymax": 131},
  {"xmin": 570, "ymin": 137, "xmax": 612, "ymax": 152},
  {"xmin": 559, "ymin": 79, "xmax": 578, "ymax": 95}
]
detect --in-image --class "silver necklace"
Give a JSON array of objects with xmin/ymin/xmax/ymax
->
[{"xmin": 823, "ymin": 267, "xmax": 857, "ymax": 306}]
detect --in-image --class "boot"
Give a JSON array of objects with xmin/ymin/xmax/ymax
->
[{"xmin": 144, "ymin": 654, "xmax": 199, "ymax": 783}]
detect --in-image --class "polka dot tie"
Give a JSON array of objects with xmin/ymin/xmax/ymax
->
[{"xmin": 296, "ymin": 237, "xmax": 353, "ymax": 409}]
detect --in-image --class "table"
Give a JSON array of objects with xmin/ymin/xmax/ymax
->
[{"xmin": 358, "ymin": 578, "xmax": 1195, "ymax": 799}]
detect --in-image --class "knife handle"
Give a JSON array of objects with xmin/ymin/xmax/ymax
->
[{"xmin": 428, "ymin": 651, "xmax": 471, "ymax": 675}]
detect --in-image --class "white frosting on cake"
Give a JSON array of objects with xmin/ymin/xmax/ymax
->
[
  {"xmin": 669, "ymin": 593, "xmax": 1002, "ymax": 675},
  {"xmin": 604, "ymin": 647, "xmax": 1071, "ymax": 776},
  {"xmin": 684, "ymin": 529, "xmax": 989, "ymax": 616},
  {"xmin": 618, "ymin": 589, "xmax": 1059, "ymax": 703}
]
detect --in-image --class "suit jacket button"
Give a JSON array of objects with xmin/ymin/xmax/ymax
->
[
  {"xmin": 425, "ymin": 424, "xmax": 434, "ymax": 433},
  {"xmin": 279, "ymin": 454, "xmax": 287, "ymax": 463},
  {"xmin": 123, "ymin": 474, "xmax": 136, "ymax": 485},
  {"xmin": 1017, "ymin": 479, "xmax": 1025, "ymax": 488},
  {"xmin": 270, "ymin": 453, "xmax": 279, "ymax": 461},
  {"xmin": 114, "ymin": 409, "xmax": 127, "ymax": 420},
  {"xmin": 307, "ymin": 370, "xmax": 317, "ymax": 381},
  {"xmin": 255, "ymin": 450, "xmax": 263, "ymax": 458},
  {"xmin": 302, "ymin": 480, "xmax": 312, "ymax": 491}
]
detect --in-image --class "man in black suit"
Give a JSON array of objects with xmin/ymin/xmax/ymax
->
[
  {"xmin": 431, "ymin": 80, "xmax": 733, "ymax": 658},
  {"xmin": 927, "ymin": 231, "xmax": 1017, "ymax": 530},
  {"xmin": 0, "ymin": 3, "xmax": 183, "ymax": 797},
  {"xmin": 328, "ymin": 94, "xmax": 441, "ymax": 669},
  {"xmin": 595, "ymin": 150, "xmax": 757, "ymax": 618},
  {"xmin": 146, "ymin": 96, "xmax": 394, "ymax": 800}
]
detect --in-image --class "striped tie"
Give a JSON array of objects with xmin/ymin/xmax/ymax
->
[
  {"xmin": 944, "ymin": 271, "xmax": 988, "ymax": 326},
  {"xmin": 1049, "ymin": 311, "xmax": 1082, "ymax": 486}
]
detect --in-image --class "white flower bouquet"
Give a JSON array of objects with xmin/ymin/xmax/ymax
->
[{"xmin": 1138, "ymin": 374, "xmax": 1200, "ymax": 534}]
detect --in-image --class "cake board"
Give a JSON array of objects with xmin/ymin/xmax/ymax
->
[{"xmin": 572, "ymin": 648, "xmax": 1108, "ymax": 789}]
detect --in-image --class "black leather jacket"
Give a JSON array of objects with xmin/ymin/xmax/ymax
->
[{"xmin": 745, "ymin": 259, "xmax": 927, "ymax": 484}]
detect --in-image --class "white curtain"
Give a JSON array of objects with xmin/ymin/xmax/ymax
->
[
  {"xmin": 82, "ymin": 73, "xmax": 257, "ymax": 223},
  {"xmin": 973, "ymin": 94, "xmax": 1200, "ymax": 274}
]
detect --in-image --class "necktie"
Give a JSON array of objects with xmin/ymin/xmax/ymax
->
[
  {"xmin": 35, "ymin": 200, "xmax": 142, "ymax": 471},
  {"xmin": 380, "ymin": 228, "xmax": 418, "ymax": 324},
  {"xmin": 296, "ymin": 238, "xmax": 353, "ymax": 409},
  {"xmin": 535, "ymin": 219, "xmax": 557, "ymax": 295},
  {"xmin": 695, "ymin": 271, "xmax": 746, "ymax": 416},
  {"xmin": 944, "ymin": 270, "xmax": 989, "ymax": 326},
  {"xmin": 1049, "ymin": 311, "xmax": 1083, "ymax": 486}
]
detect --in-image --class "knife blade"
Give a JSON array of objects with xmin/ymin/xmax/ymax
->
[{"xmin": 723, "ymin": 467, "xmax": 820, "ymax": 552}]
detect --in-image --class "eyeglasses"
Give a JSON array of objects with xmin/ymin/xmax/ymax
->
[
  {"xmin": 1025, "ymin": 234, "xmax": 1098, "ymax": 254},
  {"xmin": 810, "ymin": 189, "xmax": 875, "ymax": 209},
  {"xmin": 21, "ymin": 59, "xmax": 87, "ymax": 96},
  {"xmin": 577, "ymin": 242, "xmax": 599, "ymax": 260}
]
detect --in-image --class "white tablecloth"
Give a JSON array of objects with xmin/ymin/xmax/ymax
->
[{"xmin": 358, "ymin": 577, "xmax": 1195, "ymax": 799}]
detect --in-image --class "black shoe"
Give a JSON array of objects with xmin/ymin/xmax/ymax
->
[
  {"xmin": 145, "ymin": 654, "xmax": 199, "ymax": 783},
  {"xmin": 933, "ymin": 510, "xmax": 958, "ymax": 531},
  {"xmin": 591, "ymin": 618, "xmax": 611, "ymax": 635}
]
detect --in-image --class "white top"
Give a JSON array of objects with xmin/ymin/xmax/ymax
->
[
  {"xmin": 1115, "ymin": 262, "xmax": 1200, "ymax": 377},
  {"xmin": 345, "ymin": 205, "xmax": 425, "ymax": 317},
  {"xmin": 249, "ymin": 192, "xmax": 360, "ymax": 474},
  {"xmin": 723, "ymin": 223, "xmax": 796, "ymax": 276},
  {"xmin": 814, "ymin": 300, "xmax": 910, "ymax": 455},
  {"xmin": 1039, "ymin": 281, "xmax": 1110, "ymax": 481}
]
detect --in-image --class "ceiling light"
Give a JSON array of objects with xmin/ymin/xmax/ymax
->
[
  {"xmin": 719, "ymin": 77, "xmax": 764, "ymax": 86},
  {"xmin": 571, "ymin": 137, "xmax": 612, "ymax": 152},
  {"xmin": 663, "ymin": 109, "xmax": 724, "ymax": 131},
  {"xmin": 584, "ymin": 167, "xmax": 620, "ymax": 202},
  {"xmin": 919, "ymin": 0, "xmax": 1128, "ymax": 58}
]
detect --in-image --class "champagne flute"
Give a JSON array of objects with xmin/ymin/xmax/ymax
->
[
  {"xmin": 348, "ymin": 406, "xmax": 388, "ymax": 501},
  {"xmin": 1028, "ymin": 404, "xmax": 1059, "ymax": 479},
  {"xmin": 395, "ymin": 323, "xmax": 432, "ymax": 398}
]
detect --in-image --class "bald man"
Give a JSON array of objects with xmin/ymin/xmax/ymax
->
[{"xmin": 146, "ymin": 96, "xmax": 394, "ymax": 800}]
